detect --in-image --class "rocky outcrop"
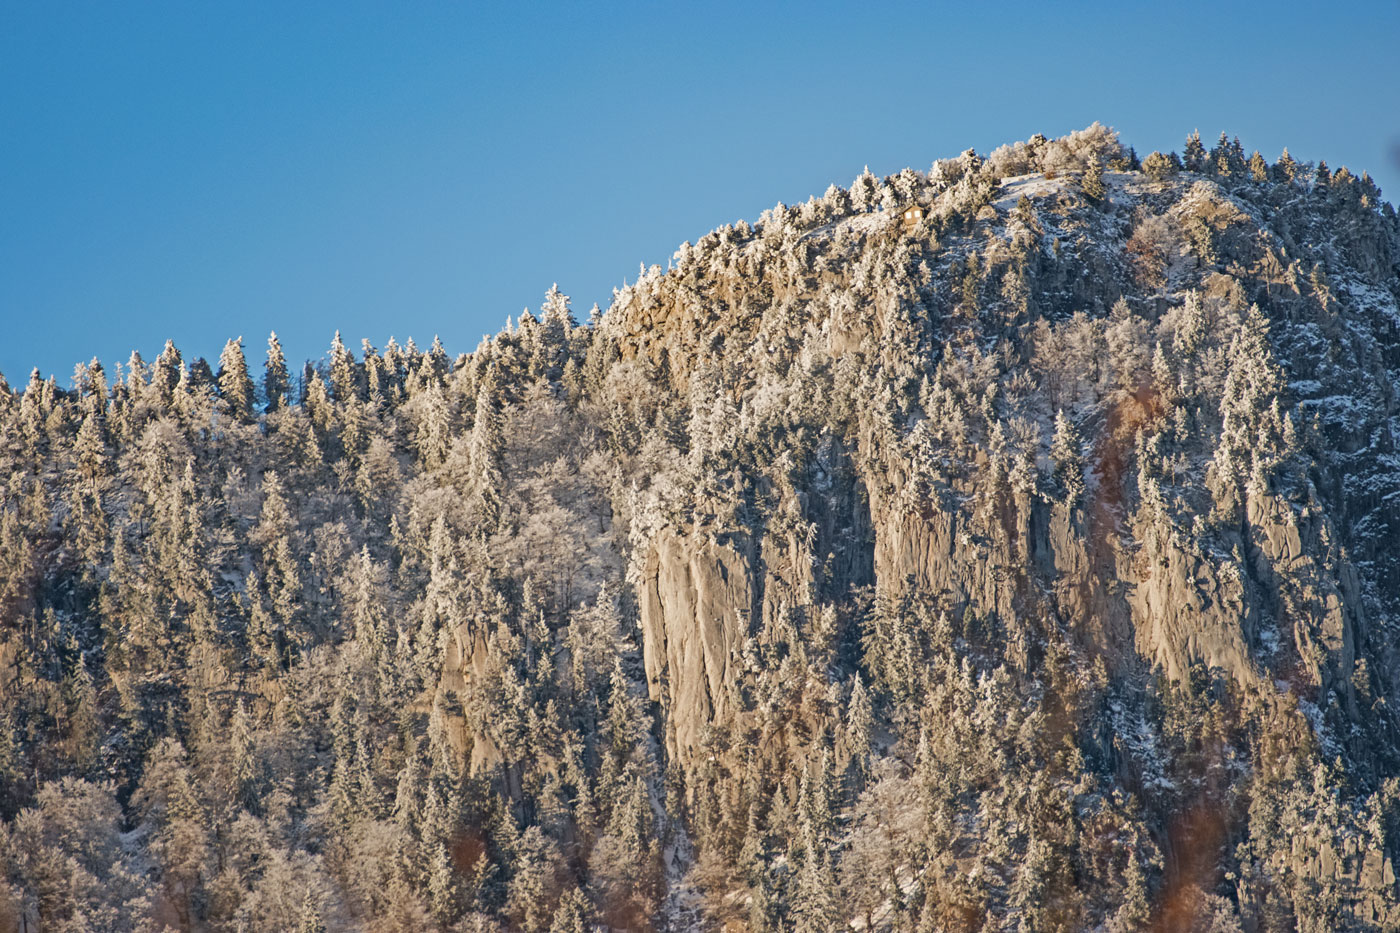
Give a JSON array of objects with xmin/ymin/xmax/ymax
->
[
  {"xmin": 639, "ymin": 528, "xmax": 755, "ymax": 764},
  {"xmin": 1244, "ymin": 488, "xmax": 1359, "ymax": 702},
  {"xmin": 1127, "ymin": 519, "xmax": 1257, "ymax": 686},
  {"xmin": 613, "ymin": 160, "xmax": 1396, "ymax": 780}
]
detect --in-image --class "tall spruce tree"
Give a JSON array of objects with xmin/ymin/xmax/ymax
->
[
  {"xmin": 217, "ymin": 337, "xmax": 255, "ymax": 422},
  {"xmin": 264, "ymin": 331, "xmax": 290, "ymax": 411}
]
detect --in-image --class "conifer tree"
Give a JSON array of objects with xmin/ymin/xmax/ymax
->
[
  {"xmin": 347, "ymin": 545, "xmax": 388, "ymax": 660},
  {"xmin": 1229, "ymin": 135, "xmax": 1247, "ymax": 172},
  {"xmin": 187, "ymin": 356, "xmax": 216, "ymax": 397},
  {"xmin": 361, "ymin": 338, "xmax": 384, "ymax": 402},
  {"xmin": 125, "ymin": 349, "xmax": 148, "ymax": 395},
  {"xmin": 1183, "ymin": 130, "xmax": 1206, "ymax": 172},
  {"xmin": 423, "ymin": 335, "xmax": 451, "ymax": 386},
  {"xmin": 217, "ymin": 337, "xmax": 256, "ymax": 422},
  {"xmin": 1050, "ymin": 410, "xmax": 1085, "ymax": 506},
  {"xmin": 304, "ymin": 370, "xmax": 334, "ymax": 440},
  {"xmin": 846, "ymin": 673, "xmax": 874, "ymax": 778},
  {"xmin": 428, "ymin": 838, "xmax": 459, "ymax": 926},
  {"xmin": 297, "ymin": 889, "xmax": 327, "ymax": 933},
  {"xmin": 793, "ymin": 841, "xmax": 840, "ymax": 932},
  {"xmin": 1249, "ymin": 150, "xmax": 1269, "ymax": 183},
  {"xmin": 851, "ymin": 166, "xmax": 880, "ymax": 212},
  {"xmin": 468, "ymin": 385, "xmax": 505, "ymax": 530},
  {"xmin": 0, "ymin": 707, "xmax": 20, "ymax": 808},
  {"xmin": 1209, "ymin": 131, "xmax": 1247, "ymax": 178},
  {"xmin": 151, "ymin": 340, "xmax": 183, "ymax": 405},
  {"xmin": 1219, "ymin": 307, "xmax": 1283, "ymax": 448},
  {"xmin": 74, "ymin": 408, "xmax": 107, "ymax": 482},
  {"xmin": 506, "ymin": 826, "xmax": 559, "ymax": 933},
  {"xmin": 328, "ymin": 331, "xmax": 358, "ymax": 403},
  {"xmin": 264, "ymin": 332, "xmax": 290, "ymax": 411},
  {"xmin": 1081, "ymin": 157, "xmax": 1106, "ymax": 202},
  {"xmin": 548, "ymin": 888, "xmax": 593, "ymax": 933},
  {"xmin": 534, "ymin": 285, "xmax": 575, "ymax": 382},
  {"xmin": 411, "ymin": 383, "xmax": 453, "ymax": 471},
  {"xmin": 230, "ymin": 699, "xmax": 257, "ymax": 810},
  {"xmin": 253, "ymin": 471, "xmax": 300, "ymax": 647},
  {"xmin": 64, "ymin": 657, "xmax": 100, "ymax": 772},
  {"xmin": 1110, "ymin": 849, "xmax": 1151, "ymax": 931}
]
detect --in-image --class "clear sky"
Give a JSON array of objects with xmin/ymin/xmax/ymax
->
[{"xmin": 3, "ymin": 0, "xmax": 1398, "ymax": 386}]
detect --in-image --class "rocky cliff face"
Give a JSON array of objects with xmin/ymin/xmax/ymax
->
[
  {"xmin": 571, "ymin": 128, "xmax": 1400, "ymax": 926},
  {"xmin": 613, "ymin": 164, "xmax": 1389, "ymax": 762}
]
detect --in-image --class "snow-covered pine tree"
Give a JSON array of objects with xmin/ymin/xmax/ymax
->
[
  {"xmin": 1183, "ymin": 130, "xmax": 1206, "ymax": 172},
  {"xmin": 1081, "ymin": 156, "xmax": 1106, "ymax": 202},
  {"xmin": 263, "ymin": 331, "xmax": 289, "ymax": 411},
  {"xmin": 217, "ymin": 337, "xmax": 255, "ymax": 422}
]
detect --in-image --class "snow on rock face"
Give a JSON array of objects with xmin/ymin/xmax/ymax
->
[
  {"xmin": 607, "ymin": 147, "xmax": 1400, "ymax": 793},
  {"xmin": 992, "ymin": 173, "xmax": 1072, "ymax": 211}
]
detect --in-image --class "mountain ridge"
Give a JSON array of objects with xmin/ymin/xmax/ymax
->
[{"xmin": 2, "ymin": 123, "xmax": 1400, "ymax": 931}]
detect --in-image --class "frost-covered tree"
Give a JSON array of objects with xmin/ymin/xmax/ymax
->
[
  {"xmin": 1249, "ymin": 149, "xmax": 1270, "ymax": 183},
  {"xmin": 328, "ymin": 330, "xmax": 358, "ymax": 403},
  {"xmin": 851, "ymin": 166, "xmax": 880, "ymax": 213},
  {"xmin": 468, "ymin": 383, "xmax": 505, "ymax": 529},
  {"xmin": 1051, "ymin": 409, "xmax": 1085, "ymax": 506},
  {"xmin": 1081, "ymin": 156, "xmax": 1106, "ymax": 202},
  {"xmin": 1141, "ymin": 150, "xmax": 1180, "ymax": 181},
  {"xmin": 1183, "ymin": 130, "xmax": 1207, "ymax": 171},
  {"xmin": 264, "ymin": 331, "xmax": 290, "ymax": 411},
  {"xmin": 217, "ymin": 336, "xmax": 256, "ymax": 422}
]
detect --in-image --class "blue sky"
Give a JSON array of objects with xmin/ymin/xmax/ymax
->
[{"xmin": 3, "ymin": 0, "xmax": 1398, "ymax": 385}]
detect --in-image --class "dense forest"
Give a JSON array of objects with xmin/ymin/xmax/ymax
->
[{"xmin": 3, "ymin": 125, "xmax": 1400, "ymax": 931}]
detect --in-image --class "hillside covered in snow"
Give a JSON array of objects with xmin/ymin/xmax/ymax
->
[{"xmin": 3, "ymin": 124, "xmax": 1400, "ymax": 931}]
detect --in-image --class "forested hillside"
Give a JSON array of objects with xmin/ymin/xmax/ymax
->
[{"xmin": 3, "ymin": 125, "xmax": 1400, "ymax": 931}]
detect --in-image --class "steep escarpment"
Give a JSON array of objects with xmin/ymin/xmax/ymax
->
[
  {"xmin": 619, "ymin": 148, "xmax": 1384, "ymax": 741},
  {"xmin": 3, "ymin": 125, "xmax": 1400, "ymax": 931},
  {"xmin": 597, "ymin": 126, "xmax": 1400, "ymax": 928}
]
